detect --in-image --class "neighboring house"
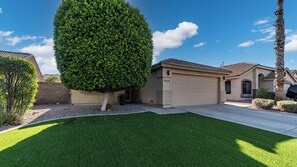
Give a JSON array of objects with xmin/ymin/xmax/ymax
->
[
  {"xmin": 0, "ymin": 50, "xmax": 44, "ymax": 82},
  {"xmin": 264, "ymin": 68, "xmax": 297, "ymax": 94},
  {"xmin": 291, "ymin": 70, "xmax": 297, "ymax": 79},
  {"xmin": 131, "ymin": 59, "xmax": 231, "ymax": 107},
  {"xmin": 222, "ymin": 62, "xmax": 297, "ymax": 101}
]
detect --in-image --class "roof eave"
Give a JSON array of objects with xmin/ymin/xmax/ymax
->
[{"xmin": 154, "ymin": 62, "xmax": 232, "ymax": 75}]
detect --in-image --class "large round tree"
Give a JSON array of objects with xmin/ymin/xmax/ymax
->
[{"xmin": 54, "ymin": 0, "xmax": 153, "ymax": 110}]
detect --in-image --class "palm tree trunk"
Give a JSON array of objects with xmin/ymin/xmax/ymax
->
[{"xmin": 275, "ymin": 0, "xmax": 286, "ymax": 102}]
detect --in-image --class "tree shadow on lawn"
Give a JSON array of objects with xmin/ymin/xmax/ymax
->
[{"xmin": 0, "ymin": 112, "xmax": 296, "ymax": 167}]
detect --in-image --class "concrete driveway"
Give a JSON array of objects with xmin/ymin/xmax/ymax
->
[{"xmin": 177, "ymin": 104, "xmax": 297, "ymax": 138}]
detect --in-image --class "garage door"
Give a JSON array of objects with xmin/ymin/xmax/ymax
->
[{"xmin": 172, "ymin": 74, "xmax": 219, "ymax": 106}]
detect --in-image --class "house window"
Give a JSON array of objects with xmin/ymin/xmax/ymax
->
[
  {"xmin": 225, "ymin": 80, "xmax": 231, "ymax": 94},
  {"xmin": 242, "ymin": 81, "xmax": 252, "ymax": 94}
]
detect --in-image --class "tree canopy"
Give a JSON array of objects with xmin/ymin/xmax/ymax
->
[
  {"xmin": 45, "ymin": 75, "xmax": 60, "ymax": 83},
  {"xmin": 54, "ymin": 0, "xmax": 153, "ymax": 92}
]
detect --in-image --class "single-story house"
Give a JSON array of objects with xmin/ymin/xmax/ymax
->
[
  {"xmin": 0, "ymin": 50, "xmax": 44, "ymax": 82},
  {"xmin": 222, "ymin": 62, "xmax": 297, "ymax": 101},
  {"xmin": 71, "ymin": 58, "xmax": 232, "ymax": 107},
  {"xmin": 131, "ymin": 59, "xmax": 232, "ymax": 107}
]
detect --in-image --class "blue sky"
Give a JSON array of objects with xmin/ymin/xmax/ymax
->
[{"xmin": 0, "ymin": 0, "xmax": 296, "ymax": 74}]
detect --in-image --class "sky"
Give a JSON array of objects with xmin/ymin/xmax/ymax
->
[{"xmin": 0, "ymin": 0, "xmax": 296, "ymax": 74}]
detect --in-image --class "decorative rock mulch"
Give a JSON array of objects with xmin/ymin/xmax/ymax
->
[{"xmin": 0, "ymin": 104, "xmax": 146, "ymax": 133}]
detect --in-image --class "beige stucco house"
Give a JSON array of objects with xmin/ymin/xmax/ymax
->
[
  {"xmin": 0, "ymin": 50, "xmax": 44, "ymax": 82},
  {"xmin": 222, "ymin": 62, "xmax": 297, "ymax": 101},
  {"xmin": 131, "ymin": 59, "xmax": 232, "ymax": 107},
  {"xmin": 71, "ymin": 58, "xmax": 231, "ymax": 107}
]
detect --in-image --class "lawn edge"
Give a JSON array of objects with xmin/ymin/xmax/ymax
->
[{"xmin": 0, "ymin": 110, "xmax": 149, "ymax": 134}]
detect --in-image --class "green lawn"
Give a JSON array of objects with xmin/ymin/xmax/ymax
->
[{"xmin": 0, "ymin": 112, "xmax": 296, "ymax": 167}]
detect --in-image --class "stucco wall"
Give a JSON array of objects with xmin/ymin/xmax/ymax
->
[
  {"xmin": 256, "ymin": 68, "xmax": 274, "ymax": 91},
  {"xmin": 71, "ymin": 90, "xmax": 123, "ymax": 106},
  {"xmin": 136, "ymin": 69, "xmax": 163, "ymax": 106},
  {"xmin": 260, "ymin": 80, "xmax": 274, "ymax": 92},
  {"xmin": 226, "ymin": 79, "xmax": 242, "ymax": 101}
]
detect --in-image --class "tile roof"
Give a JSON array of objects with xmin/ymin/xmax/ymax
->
[
  {"xmin": 263, "ymin": 71, "xmax": 275, "ymax": 80},
  {"xmin": 264, "ymin": 69, "xmax": 297, "ymax": 82},
  {"xmin": 0, "ymin": 50, "xmax": 44, "ymax": 81},
  {"xmin": 157, "ymin": 58, "xmax": 231, "ymax": 74},
  {"xmin": 0, "ymin": 50, "xmax": 33, "ymax": 59},
  {"xmin": 222, "ymin": 62, "xmax": 257, "ymax": 77}
]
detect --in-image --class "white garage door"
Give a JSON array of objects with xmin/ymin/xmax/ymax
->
[{"xmin": 172, "ymin": 74, "xmax": 219, "ymax": 106}]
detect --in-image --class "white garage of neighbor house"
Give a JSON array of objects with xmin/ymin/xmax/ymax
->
[{"xmin": 133, "ymin": 59, "xmax": 232, "ymax": 107}]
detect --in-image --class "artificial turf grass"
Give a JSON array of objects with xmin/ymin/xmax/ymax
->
[{"xmin": 0, "ymin": 112, "xmax": 296, "ymax": 167}]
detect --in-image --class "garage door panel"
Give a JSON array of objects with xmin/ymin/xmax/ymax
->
[{"xmin": 172, "ymin": 74, "xmax": 218, "ymax": 106}]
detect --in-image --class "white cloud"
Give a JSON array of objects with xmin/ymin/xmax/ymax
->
[
  {"xmin": 285, "ymin": 34, "xmax": 297, "ymax": 53},
  {"xmin": 254, "ymin": 18, "xmax": 269, "ymax": 25},
  {"xmin": 0, "ymin": 31, "xmax": 13, "ymax": 37},
  {"xmin": 153, "ymin": 21, "xmax": 199, "ymax": 58},
  {"xmin": 252, "ymin": 26, "xmax": 274, "ymax": 34},
  {"xmin": 290, "ymin": 59, "xmax": 295, "ymax": 63},
  {"xmin": 256, "ymin": 32, "xmax": 275, "ymax": 42},
  {"xmin": 252, "ymin": 23, "xmax": 292, "ymax": 43},
  {"xmin": 6, "ymin": 35, "xmax": 37, "ymax": 46},
  {"xmin": 238, "ymin": 40, "xmax": 254, "ymax": 47},
  {"xmin": 0, "ymin": 8, "xmax": 2, "ymax": 14},
  {"xmin": 252, "ymin": 26, "xmax": 275, "ymax": 42},
  {"xmin": 194, "ymin": 42, "xmax": 206, "ymax": 48},
  {"xmin": 20, "ymin": 38, "xmax": 58, "ymax": 74}
]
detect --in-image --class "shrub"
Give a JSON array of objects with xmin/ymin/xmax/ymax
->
[
  {"xmin": 54, "ymin": 0, "xmax": 153, "ymax": 92},
  {"xmin": 45, "ymin": 75, "xmax": 60, "ymax": 83},
  {"xmin": 277, "ymin": 101, "xmax": 297, "ymax": 113},
  {"xmin": 0, "ymin": 56, "xmax": 38, "ymax": 125},
  {"xmin": 256, "ymin": 88, "xmax": 275, "ymax": 100},
  {"xmin": 252, "ymin": 98, "xmax": 275, "ymax": 109},
  {"xmin": 0, "ymin": 112, "xmax": 19, "ymax": 125}
]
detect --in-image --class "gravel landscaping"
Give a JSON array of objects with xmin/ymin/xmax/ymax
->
[{"xmin": 0, "ymin": 104, "xmax": 146, "ymax": 132}]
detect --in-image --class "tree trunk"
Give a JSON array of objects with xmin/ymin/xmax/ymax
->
[
  {"xmin": 274, "ymin": 0, "xmax": 286, "ymax": 102},
  {"xmin": 100, "ymin": 93, "xmax": 108, "ymax": 111}
]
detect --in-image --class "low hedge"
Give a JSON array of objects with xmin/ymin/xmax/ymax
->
[
  {"xmin": 252, "ymin": 98, "xmax": 275, "ymax": 109},
  {"xmin": 277, "ymin": 101, "xmax": 297, "ymax": 113}
]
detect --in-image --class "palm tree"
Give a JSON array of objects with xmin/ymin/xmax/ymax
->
[{"xmin": 275, "ymin": 0, "xmax": 286, "ymax": 102}]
